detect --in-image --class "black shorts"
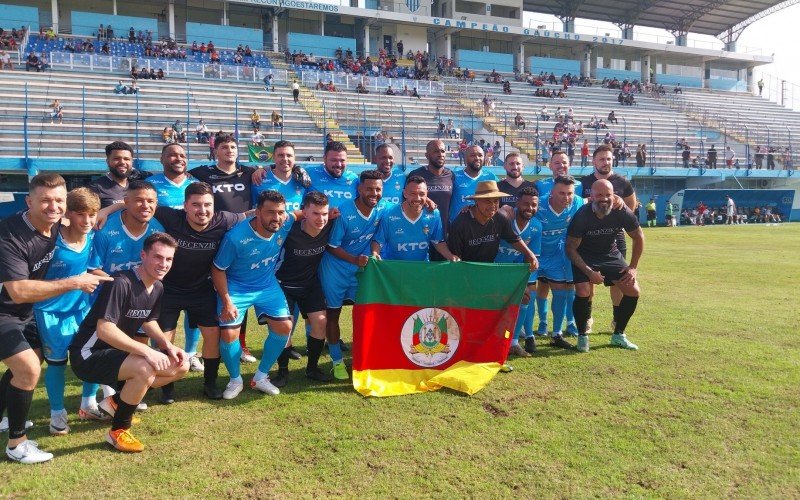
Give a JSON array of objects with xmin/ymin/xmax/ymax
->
[
  {"xmin": 158, "ymin": 287, "xmax": 219, "ymax": 331},
  {"xmin": 616, "ymin": 232, "xmax": 627, "ymax": 259},
  {"xmin": 647, "ymin": 211, "xmax": 656, "ymax": 221},
  {"xmin": 572, "ymin": 257, "xmax": 628, "ymax": 287},
  {"xmin": 280, "ymin": 281, "xmax": 327, "ymax": 316},
  {"xmin": 0, "ymin": 318, "xmax": 41, "ymax": 360},
  {"xmin": 536, "ymin": 276, "xmax": 574, "ymax": 285},
  {"xmin": 69, "ymin": 347, "xmax": 128, "ymax": 387}
]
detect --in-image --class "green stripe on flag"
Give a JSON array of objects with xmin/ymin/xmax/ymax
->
[
  {"xmin": 356, "ymin": 259, "xmax": 529, "ymax": 310},
  {"xmin": 248, "ymin": 145, "xmax": 274, "ymax": 163}
]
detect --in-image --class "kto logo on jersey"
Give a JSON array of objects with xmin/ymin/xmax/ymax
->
[
  {"xmin": 213, "ymin": 183, "xmax": 246, "ymax": 193},
  {"xmin": 401, "ymin": 308, "xmax": 460, "ymax": 367}
]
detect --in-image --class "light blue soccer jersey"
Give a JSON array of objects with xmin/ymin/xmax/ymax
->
[
  {"xmin": 380, "ymin": 167, "xmax": 406, "ymax": 205},
  {"xmin": 213, "ymin": 214, "xmax": 295, "ymax": 292},
  {"xmin": 496, "ymin": 213, "xmax": 543, "ymax": 263},
  {"xmin": 35, "ymin": 231, "xmax": 101, "ymax": 313},
  {"xmin": 534, "ymin": 177, "xmax": 583, "ymax": 201},
  {"xmin": 325, "ymin": 200, "xmax": 386, "ymax": 258},
  {"xmin": 148, "ymin": 173, "xmax": 194, "ymax": 209},
  {"xmin": 536, "ymin": 196, "xmax": 585, "ymax": 257},
  {"xmin": 93, "ymin": 211, "xmax": 165, "ymax": 274},
  {"xmin": 374, "ymin": 203, "xmax": 443, "ymax": 261},
  {"xmin": 449, "ymin": 168, "xmax": 498, "ymax": 222},
  {"xmin": 251, "ymin": 169, "xmax": 307, "ymax": 211},
  {"xmin": 306, "ymin": 165, "xmax": 359, "ymax": 208}
]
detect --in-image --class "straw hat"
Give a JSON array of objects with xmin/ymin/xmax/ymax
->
[{"xmin": 466, "ymin": 180, "xmax": 511, "ymax": 199}]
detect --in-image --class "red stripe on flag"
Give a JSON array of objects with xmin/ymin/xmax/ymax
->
[{"xmin": 352, "ymin": 304, "xmax": 519, "ymax": 371}]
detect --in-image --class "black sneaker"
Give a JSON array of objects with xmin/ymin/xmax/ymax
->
[
  {"xmin": 305, "ymin": 367, "xmax": 334, "ymax": 382},
  {"xmin": 271, "ymin": 368, "xmax": 289, "ymax": 388},
  {"xmin": 339, "ymin": 341, "xmax": 350, "ymax": 352},
  {"xmin": 550, "ymin": 334, "xmax": 575, "ymax": 350},
  {"xmin": 203, "ymin": 384, "xmax": 223, "ymax": 400},
  {"xmin": 524, "ymin": 336, "xmax": 537, "ymax": 354},
  {"xmin": 286, "ymin": 347, "xmax": 302, "ymax": 360},
  {"xmin": 159, "ymin": 387, "xmax": 176, "ymax": 405}
]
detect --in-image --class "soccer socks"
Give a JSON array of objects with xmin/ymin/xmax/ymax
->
[
  {"xmin": 306, "ymin": 337, "xmax": 325, "ymax": 371},
  {"xmin": 255, "ymin": 329, "xmax": 289, "ymax": 381},
  {"xmin": 614, "ymin": 295, "xmax": 639, "ymax": 334},
  {"xmin": 277, "ymin": 349, "xmax": 291, "ymax": 370},
  {"xmin": 6, "ymin": 383, "xmax": 33, "ymax": 439},
  {"xmin": 551, "ymin": 289, "xmax": 569, "ymax": 335},
  {"xmin": 0, "ymin": 369, "xmax": 12, "ymax": 417},
  {"xmin": 536, "ymin": 297, "xmax": 549, "ymax": 331},
  {"xmin": 565, "ymin": 289, "xmax": 576, "ymax": 326},
  {"xmin": 573, "ymin": 296, "xmax": 592, "ymax": 334},
  {"xmin": 183, "ymin": 316, "xmax": 201, "ymax": 356},
  {"xmin": 101, "ymin": 384, "xmax": 116, "ymax": 399},
  {"xmin": 328, "ymin": 339, "xmax": 344, "ymax": 364},
  {"xmin": 111, "ymin": 399, "xmax": 138, "ymax": 432},
  {"xmin": 219, "ymin": 339, "xmax": 242, "ymax": 379},
  {"xmin": 523, "ymin": 299, "xmax": 536, "ymax": 338},
  {"xmin": 203, "ymin": 357, "xmax": 221, "ymax": 387},
  {"xmin": 512, "ymin": 303, "xmax": 528, "ymax": 344},
  {"xmin": 44, "ymin": 363, "xmax": 66, "ymax": 412}
]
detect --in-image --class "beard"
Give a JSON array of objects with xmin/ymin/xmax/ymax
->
[{"xmin": 592, "ymin": 200, "xmax": 612, "ymax": 216}]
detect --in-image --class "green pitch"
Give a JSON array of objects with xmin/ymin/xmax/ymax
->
[{"xmin": 2, "ymin": 224, "xmax": 799, "ymax": 497}]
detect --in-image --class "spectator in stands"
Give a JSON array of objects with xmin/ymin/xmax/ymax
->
[
  {"xmin": 514, "ymin": 113, "xmax": 525, "ymax": 130},
  {"xmin": 114, "ymin": 80, "xmax": 127, "ymax": 94},
  {"xmin": 758, "ymin": 78, "xmax": 764, "ymax": 96},
  {"xmin": 148, "ymin": 68, "xmax": 156, "ymax": 79},
  {"xmin": 191, "ymin": 41, "xmax": 198, "ymax": 53},
  {"xmin": 754, "ymin": 145, "xmax": 764, "ymax": 169},
  {"xmin": 707, "ymin": 144, "xmax": 718, "ymax": 169},
  {"xmin": 172, "ymin": 120, "xmax": 186, "ymax": 142},
  {"xmin": 385, "ymin": 85, "xmax": 396, "ymax": 95},
  {"xmin": 128, "ymin": 80, "xmax": 139, "ymax": 94},
  {"xmin": 195, "ymin": 119, "xmax": 210, "ymax": 143},
  {"xmin": 636, "ymin": 144, "xmax": 647, "ymax": 168},
  {"xmin": 356, "ymin": 82, "xmax": 369, "ymax": 94},
  {"xmin": 251, "ymin": 129, "xmax": 265, "ymax": 146},
  {"xmin": 263, "ymin": 74, "xmax": 274, "ymax": 91},
  {"xmin": 156, "ymin": 68, "xmax": 164, "ymax": 80},
  {"xmin": 271, "ymin": 110, "xmax": 283, "ymax": 129},
  {"xmin": 482, "ymin": 95, "xmax": 494, "ymax": 116},
  {"xmin": 101, "ymin": 42, "xmax": 110, "ymax": 55},
  {"xmin": 725, "ymin": 146, "xmax": 735, "ymax": 167},
  {"xmin": 412, "ymin": 88, "xmax": 421, "ymax": 99},
  {"xmin": 210, "ymin": 50, "xmax": 220, "ymax": 64},
  {"xmin": 107, "ymin": 25, "xmax": 114, "ymax": 39},
  {"xmin": 766, "ymin": 147, "xmax": 776, "ymax": 170},
  {"xmin": 502, "ymin": 80, "xmax": 512, "ymax": 94},
  {"xmin": 580, "ymin": 139, "xmax": 590, "ymax": 167},
  {"xmin": 250, "ymin": 110, "xmax": 261, "ymax": 131},
  {"xmin": 25, "ymin": 52, "xmax": 39, "ymax": 72},
  {"xmin": 128, "ymin": 27, "xmax": 136, "ymax": 43},
  {"xmin": 674, "ymin": 83, "xmax": 682, "ymax": 94},
  {"xmin": 682, "ymin": 145, "xmax": 691, "ymax": 168},
  {"xmin": 162, "ymin": 127, "xmax": 175, "ymax": 144},
  {"xmin": 608, "ymin": 110, "xmax": 619, "ymax": 125},
  {"xmin": 397, "ymin": 40, "xmax": 403, "ymax": 57},
  {"xmin": 540, "ymin": 106, "xmax": 550, "ymax": 121},
  {"xmin": 676, "ymin": 137, "xmax": 688, "ymax": 150},
  {"xmin": 292, "ymin": 80, "xmax": 300, "ymax": 103},
  {"xmin": 138, "ymin": 67, "xmax": 149, "ymax": 79},
  {"xmin": 0, "ymin": 49, "xmax": 12, "ymax": 70},
  {"xmin": 49, "ymin": 99, "xmax": 63, "ymax": 125},
  {"xmin": 98, "ymin": 24, "xmax": 105, "ymax": 40}
]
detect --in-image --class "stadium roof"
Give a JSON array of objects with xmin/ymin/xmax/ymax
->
[{"xmin": 521, "ymin": 0, "xmax": 793, "ymax": 36}]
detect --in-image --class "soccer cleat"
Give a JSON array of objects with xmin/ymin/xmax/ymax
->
[
  {"xmin": 508, "ymin": 344, "xmax": 531, "ymax": 358},
  {"xmin": 550, "ymin": 334, "xmax": 575, "ymax": 350},
  {"xmin": 577, "ymin": 335, "xmax": 590, "ymax": 353},
  {"xmin": 565, "ymin": 322, "xmax": 579, "ymax": 337},
  {"xmin": 0, "ymin": 417, "xmax": 33, "ymax": 433},
  {"xmin": 106, "ymin": 428, "xmax": 144, "ymax": 453},
  {"xmin": 240, "ymin": 347, "xmax": 257, "ymax": 363},
  {"xmin": 536, "ymin": 322, "xmax": 549, "ymax": 337},
  {"xmin": 500, "ymin": 363, "xmax": 514, "ymax": 373},
  {"xmin": 331, "ymin": 362, "xmax": 349, "ymax": 380},
  {"xmin": 286, "ymin": 347, "xmax": 302, "ymax": 360},
  {"xmin": 586, "ymin": 317, "xmax": 594, "ymax": 334},
  {"xmin": 203, "ymin": 384, "xmax": 223, "ymax": 400},
  {"xmin": 270, "ymin": 368, "xmax": 289, "ymax": 388},
  {"xmin": 250, "ymin": 376, "xmax": 280, "ymax": 396},
  {"xmin": 6, "ymin": 440, "xmax": 53, "ymax": 464},
  {"xmin": 49, "ymin": 410, "xmax": 70, "ymax": 436},
  {"xmin": 188, "ymin": 355, "xmax": 205, "ymax": 372},
  {"xmin": 222, "ymin": 379, "xmax": 244, "ymax": 400},
  {"xmin": 610, "ymin": 333, "xmax": 639, "ymax": 350},
  {"xmin": 159, "ymin": 387, "xmax": 176, "ymax": 405},
  {"xmin": 136, "ymin": 402, "xmax": 148, "ymax": 412},
  {"xmin": 339, "ymin": 341, "xmax": 350, "ymax": 352},
  {"xmin": 78, "ymin": 407, "xmax": 110, "ymax": 421},
  {"xmin": 306, "ymin": 367, "xmax": 334, "ymax": 382},
  {"xmin": 98, "ymin": 396, "xmax": 118, "ymax": 417},
  {"xmin": 524, "ymin": 336, "xmax": 537, "ymax": 354}
]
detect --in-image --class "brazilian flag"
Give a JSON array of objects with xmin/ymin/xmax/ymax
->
[{"xmin": 248, "ymin": 145, "xmax": 274, "ymax": 164}]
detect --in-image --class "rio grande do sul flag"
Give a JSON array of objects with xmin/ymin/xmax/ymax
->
[{"xmin": 352, "ymin": 259, "xmax": 529, "ymax": 397}]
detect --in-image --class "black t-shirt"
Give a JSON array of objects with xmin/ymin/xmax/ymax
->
[
  {"xmin": 275, "ymin": 219, "xmax": 333, "ymax": 288},
  {"xmin": 71, "ymin": 269, "xmax": 162, "ymax": 353},
  {"xmin": 447, "ymin": 209, "xmax": 520, "ymax": 263},
  {"xmin": 188, "ymin": 164, "xmax": 259, "ymax": 213},
  {"xmin": 153, "ymin": 207, "xmax": 241, "ymax": 294},
  {"xmin": 567, "ymin": 204, "xmax": 640, "ymax": 261},
  {"xmin": 88, "ymin": 170, "xmax": 152, "ymax": 208},
  {"xmin": 408, "ymin": 166, "xmax": 453, "ymax": 232},
  {"xmin": 0, "ymin": 213, "xmax": 58, "ymax": 321},
  {"xmin": 497, "ymin": 179, "xmax": 538, "ymax": 207},
  {"xmin": 580, "ymin": 173, "xmax": 635, "ymax": 200}
]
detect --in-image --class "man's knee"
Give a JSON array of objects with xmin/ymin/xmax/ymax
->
[{"xmin": 270, "ymin": 320, "xmax": 293, "ymax": 335}]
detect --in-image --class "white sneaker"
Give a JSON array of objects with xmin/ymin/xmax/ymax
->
[
  {"xmin": 6, "ymin": 439, "xmax": 53, "ymax": 464},
  {"xmin": 136, "ymin": 402, "xmax": 148, "ymax": 412},
  {"xmin": 222, "ymin": 379, "xmax": 244, "ymax": 400},
  {"xmin": 49, "ymin": 410, "xmax": 70, "ymax": 436},
  {"xmin": 240, "ymin": 348, "xmax": 257, "ymax": 363},
  {"xmin": 0, "ymin": 417, "xmax": 33, "ymax": 433},
  {"xmin": 188, "ymin": 355, "xmax": 205, "ymax": 372},
  {"xmin": 249, "ymin": 376, "xmax": 280, "ymax": 396}
]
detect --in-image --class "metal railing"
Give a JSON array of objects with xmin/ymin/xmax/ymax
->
[{"xmin": 299, "ymin": 70, "xmax": 445, "ymax": 95}]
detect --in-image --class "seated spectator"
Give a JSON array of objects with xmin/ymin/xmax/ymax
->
[
  {"xmin": 540, "ymin": 106, "xmax": 550, "ymax": 121},
  {"xmin": 356, "ymin": 82, "xmax": 369, "ymax": 94},
  {"xmin": 326, "ymin": 81, "xmax": 336, "ymax": 92},
  {"xmin": 401, "ymin": 85, "xmax": 411, "ymax": 96},
  {"xmin": 195, "ymin": 119, "xmax": 210, "ymax": 143},
  {"xmin": 502, "ymin": 80, "xmax": 511, "ymax": 94},
  {"xmin": 114, "ymin": 80, "xmax": 127, "ymax": 94},
  {"xmin": 49, "ymin": 99, "xmax": 63, "ymax": 124},
  {"xmin": 138, "ymin": 67, "xmax": 149, "ymax": 79},
  {"xmin": 0, "ymin": 50, "xmax": 12, "ymax": 70},
  {"xmin": 250, "ymin": 110, "xmax": 261, "ymax": 130},
  {"xmin": 385, "ymin": 85, "xmax": 395, "ymax": 95},
  {"xmin": 101, "ymin": 42, "xmax": 110, "ymax": 55},
  {"xmin": 128, "ymin": 27, "xmax": 136, "ymax": 43},
  {"xmin": 674, "ymin": 83, "xmax": 682, "ymax": 94},
  {"xmin": 411, "ymin": 88, "xmax": 421, "ymax": 99},
  {"xmin": 251, "ymin": 129, "xmax": 265, "ymax": 146},
  {"xmin": 271, "ymin": 110, "xmax": 283, "ymax": 129},
  {"xmin": 25, "ymin": 52, "xmax": 40, "ymax": 72},
  {"xmin": 172, "ymin": 120, "xmax": 186, "ymax": 142},
  {"xmin": 191, "ymin": 41, "xmax": 198, "ymax": 53},
  {"xmin": 608, "ymin": 110, "xmax": 619, "ymax": 125},
  {"xmin": 446, "ymin": 119, "xmax": 456, "ymax": 138},
  {"xmin": 210, "ymin": 51, "xmax": 220, "ymax": 64},
  {"xmin": 514, "ymin": 113, "xmax": 525, "ymax": 130},
  {"xmin": 156, "ymin": 68, "xmax": 164, "ymax": 80},
  {"xmin": 127, "ymin": 81, "xmax": 140, "ymax": 94},
  {"xmin": 162, "ymin": 127, "xmax": 176, "ymax": 144},
  {"xmin": 263, "ymin": 73, "xmax": 274, "ymax": 91},
  {"xmin": 148, "ymin": 68, "xmax": 156, "ymax": 79}
]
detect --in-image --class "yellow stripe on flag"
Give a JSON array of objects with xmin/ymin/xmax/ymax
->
[{"xmin": 353, "ymin": 361, "xmax": 503, "ymax": 397}]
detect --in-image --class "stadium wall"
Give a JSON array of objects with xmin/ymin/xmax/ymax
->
[
  {"xmin": 70, "ymin": 11, "xmax": 158, "ymax": 38},
  {"xmin": 0, "ymin": 3, "xmax": 39, "ymax": 30},
  {"xmin": 456, "ymin": 49, "xmax": 514, "ymax": 72},
  {"xmin": 287, "ymin": 32, "xmax": 356, "ymax": 58},
  {"xmin": 656, "ymin": 74, "xmax": 703, "ymax": 88},
  {"xmin": 528, "ymin": 56, "xmax": 579, "ymax": 75},
  {"xmin": 185, "ymin": 22, "xmax": 263, "ymax": 49}
]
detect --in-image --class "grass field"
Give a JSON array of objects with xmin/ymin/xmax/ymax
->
[{"xmin": 1, "ymin": 224, "xmax": 799, "ymax": 498}]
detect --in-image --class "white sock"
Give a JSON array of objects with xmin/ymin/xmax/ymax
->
[
  {"xmin": 101, "ymin": 385, "xmax": 116, "ymax": 398},
  {"xmin": 230, "ymin": 376, "xmax": 243, "ymax": 384},
  {"xmin": 253, "ymin": 370, "xmax": 268, "ymax": 382},
  {"xmin": 50, "ymin": 409, "xmax": 66, "ymax": 417},
  {"xmin": 81, "ymin": 396, "xmax": 97, "ymax": 409},
  {"xmin": 186, "ymin": 351, "xmax": 197, "ymax": 358}
]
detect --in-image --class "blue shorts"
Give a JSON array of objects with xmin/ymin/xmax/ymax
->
[
  {"xmin": 218, "ymin": 281, "xmax": 291, "ymax": 328},
  {"xmin": 34, "ymin": 307, "xmax": 88, "ymax": 364},
  {"xmin": 528, "ymin": 269, "xmax": 539, "ymax": 284},
  {"xmin": 538, "ymin": 252, "xmax": 573, "ymax": 283},
  {"xmin": 320, "ymin": 259, "xmax": 359, "ymax": 309}
]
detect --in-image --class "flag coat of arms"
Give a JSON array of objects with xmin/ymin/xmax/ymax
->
[
  {"xmin": 352, "ymin": 259, "xmax": 529, "ymax": 397},
  {"xmin": 248, "ymin": 145, "xmax": 274, "ymax": 163}
]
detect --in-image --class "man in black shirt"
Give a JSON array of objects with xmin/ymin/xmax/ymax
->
[
  {"xmin": 566, "ymin": 179, "xmax": 644, "ymax": 353},
  {"xmin": 497, "ymin": 152, "xmax": 537, "ymax": 207},
  {"xmin": 89, "ymin": 141, "xmax": 151, "ymax": 208},
  {"xmin": 409, "ymin": 140, "xmax": 453, "ymax": 261},
  {"xmin": 273, "ymin": 191, "xmax": 335, "ymax": 385},
  {"xmin": 448, "ymin": 181, "xmax": 538, "ymax": 267},
  {"xmin": 152, "ymin": 182, "xmax": 245, "ymax": 401},
  {"xmin": 0, "ymin": 174, "xmax": 110, "ymax": 464},
  {"xmin": 70, "ymin": 233, "xmax": 189, "ymax": 453}
]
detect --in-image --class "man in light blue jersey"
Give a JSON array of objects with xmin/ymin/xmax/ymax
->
[
  {"xmin": 449, "ymin": 145, "xmax": 498, "ymax": 223},
  {"xmin": 93, "ymin": 180, "xmax": 165, "ymax": 276},
  {"xmin": 533, "ymin": 150, "xmax": 583, "ymax": 336},
  {"xmin": 536, "ymin": 175, "xmax": 584, "ymax": 350},
  {"xmin": 320, "ymin": 170, "xmax": 386, "ymax": 380},
  {"xmin": 375, "ymin": 143, "xmax": 406, "ymax": 205},
  {"xmin": 34, "ymin": 188, "xmax": 115, "ymax": 436},
  {"xmin": 307, "ymin": 141, "xmax": 359, "ymax": 208},
  {"xmin": 497, "ymin": 186, "xmax": 542, "ymax": 356},
  {"xmin": 211, "ymin": 190, "xmax": 294, "ymax": 399},
  {"xmin": 371, "ymin": 176, "xmax": 459, "ymax": 262},
  {"xmin": 251, "ymin": 140, "xmax": 310, "ymax": 212}
]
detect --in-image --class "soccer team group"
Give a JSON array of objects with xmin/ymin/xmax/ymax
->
[{"xmin": 0, "ymin": 134, "xmax": 644, "ymax": 462}]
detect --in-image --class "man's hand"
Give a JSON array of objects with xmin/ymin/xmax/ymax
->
[
  {"xmin": 163, "ymin": 343, "xmax": 187, "ymax": 366},
  {"xmin": 354, "ymin": 255, "xmax": 369, "ymax": 267},
  {"xmin": 219, "ymin": 300, "xmax": 239, "ymax": 323},
  {"xmin": 588, "ymin": 269, "xmax": 605, "ymax": 285},
  {"xmin": 329, "ymin": 207, "xmax": 341, "ymax": 219},
  {"xmin": 71, "ymin": 273, "xmax": 114, "ymax": 294},
  {"xmin": 423, "ymin": 198, "xmax": 438, "ymax": 212},
  {"xmin": 612, "ymin": 194, "xmax": 625, "ymax": 210},
  {"xmin": 448, "ymin": 255, "xmax": 461, "ymax": 262},
  {"xmin": 370, "ymin": 251, "xmax": 382, "ymax": 260},
  {"xmin": 619, "ymin": 266, "xmax": 637, "ymax": 285},
  {"xmin": 527, "ymin": 256, "xmax": 539, "ymax": 272},
  {"xmin": 143, "ymin": 349, "xmax": 171, "ymax": 371},
  {"xmin": 252, "ymin": 166, "xmax": 267, "ymax": 185}
]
